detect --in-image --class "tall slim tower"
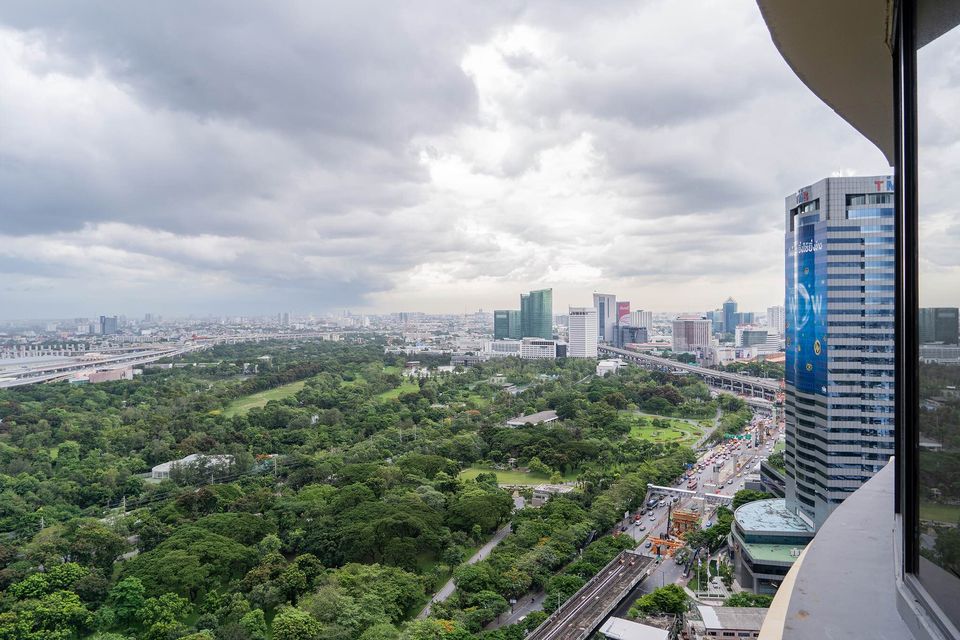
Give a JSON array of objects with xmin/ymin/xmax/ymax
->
[
  {"xmin": 767, "ymin": 305, "xmax": 786, "ymax": 336},
  {"xmin": 592, "ymin": 293, "xmax": 617, "ymax": 342},
  {"xmin": 568, "ymin": 307, "xmax": 599, "ymax": 358},
  {"xmin": 784, "ymin": 175, "xmax": 895, "ymax": 528},
  {"xmin": 722, "ymin": 298, "xmax": 738, "ymax": 335},
  {"xmin": 520, "ymin": 289, "xmax": 553, "ymax": 339}
]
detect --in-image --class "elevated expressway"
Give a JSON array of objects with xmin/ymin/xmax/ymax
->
[
  {"xmin": 0, "ymin": 345, "xmax": 201, "ymax": 388},
  {"xmin": 598, "ymin": 345, "xmax": 780, "ymax": 401}
]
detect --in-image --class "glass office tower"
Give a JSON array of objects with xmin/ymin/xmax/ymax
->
[
  {"xmin": 494, "ymin": 310, "xmax": 522, "ymax": 339},
  {"xmin": 784, "ymin": 175, "xmax": 896, "ymax": 529},
  {"xmin": 520, "ymin": 289, "xmax": 552, "ymax": 340}
]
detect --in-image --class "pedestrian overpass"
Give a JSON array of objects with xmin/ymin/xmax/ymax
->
[{"xmin": 646, "ymin": 484, "xmax": 733, "ymax": 506}]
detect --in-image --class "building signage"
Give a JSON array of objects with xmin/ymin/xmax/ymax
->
[
  {"xmin": 617, "ymin": 301, "xmax": 631, "ymax": 325},
  {"xmin": 786, "ymin": 222, "xmax": 828, "ymax": 395},
  {"xmin": 874, "ymin": 176, "xmax": 894, "ymax": 192}
]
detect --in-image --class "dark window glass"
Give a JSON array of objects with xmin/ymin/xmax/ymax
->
[{"xmin": 917, "ymin": 20, "xmax": 960, "ymax": 629}]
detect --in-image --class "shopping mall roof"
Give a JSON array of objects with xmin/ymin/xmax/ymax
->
[
  {"xmin": 734, "ymin": 498, "xmax": 813, "ymax": 534},
  {"xmin": 740, "ymin": 541, "xmax": 805, "ymax": 565}
]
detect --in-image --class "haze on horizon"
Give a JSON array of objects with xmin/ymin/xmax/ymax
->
[{"xmin": 5, "ymin": 0, "xmax": 953, "ymax": 321}]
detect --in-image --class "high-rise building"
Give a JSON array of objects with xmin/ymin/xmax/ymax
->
[
  {"xmin": 520, "ymin": 289, "xmax": 552, "ymax": 339},
  {"xmin": 784, "ymin": 175, "xmax": 896, "ymax": 529},
  {"xmin": 99, "ymin": 315, "xmax": 118, "ymax": 335},
  {"xmin": 671, "ymin": 317, "xmax": 712, "ymax": 354},
  {"xmin": 616, "ymin": 301, "xmax": 631, "ymax": 325},
  {"xmin": 736, "ymin": 327, "xmax": 769, "ymax": 348},
  {"xmin": 767, "ymin": 305, "xmax": 786, "ymax": 336},
  {"xmin": 494, "ymin": 310, "xmax": 509, "ymax": 339},
  {"xmin": 722, "ymin": 298, "xmax": 738, "ymax": 335},
  {"xmin": 592, "ymin": 293, "xmax": 617, "ymax": 342},
  {"xmin": 630, "ymin": 310, "xmax": 653, "ymax": 329},
  {"xmin": 568, "ymin": 307, "xmax": 598, "ymax": 358},
  {"xmin": 919, "ymin": 307, "xmax": 959, "ymax": 344},
  {"xmin": 616, "ymin": 325, "xmax": 648, "ymax": 348},
  {"xmin": 494, "ymin": 310, "xmax": 522, "ymax": 339}
]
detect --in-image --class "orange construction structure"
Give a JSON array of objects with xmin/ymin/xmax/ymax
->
[
  {"xmin": 650, "ymin": 536, "xmax": 685, "ymax": 557},
  {"xmin": 670, "ymin": 510, "xmax": 701, "ymax": 538}
]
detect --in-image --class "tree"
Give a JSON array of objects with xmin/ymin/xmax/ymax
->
[
  {"xmin": 138, "ymin": 592, "xmax": 191, "ymax": 629},
  {"xmin": 239, "ymin": 608, "xmax": 268, "ymax": 640},
  {"xmin": 629, "ymin": 584, "xmax": 687, "ymax": 616},
  {"xmin": 359, "ymin": 623, "xmax": 401, "ymax": 640},
  {"xmin": 527, "ymin": 457, "xmax": 551, "ymax": 476},
  {"xmin": 272, "ymin": 607, "xmax": 322, "ymax": 640},
  {"xmin": 732, "ymin": 490, "xmax": 773, "ymax": 511},
  {"xmin": 30, "ymin": 589, "xmax": 92, "ymax": 637},
  {"xmin": 401, "ymin": 619, "xmax": 472, "ymax": 640},
  {"xmin": 107, "ymin": 577, "xmax": 146, "ymax": 627},
  {"xmin": 724, "ymin": 592, "xmax": 774, "ymax": 607}
]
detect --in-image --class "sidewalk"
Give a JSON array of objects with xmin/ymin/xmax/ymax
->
[{"xmin": 416, "ymin": 523, "xmax": 512, "ymax": 619}]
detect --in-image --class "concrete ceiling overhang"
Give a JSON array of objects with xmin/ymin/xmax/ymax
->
[
  {"xmin": 756, "ymin": 0, "xmax": 896, "ymax": 164},
  {"xmin": 756, "ymin": 0, "xmax": 960, "ymax": 166}
]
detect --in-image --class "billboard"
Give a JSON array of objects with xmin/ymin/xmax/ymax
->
[
  {"xmin": 786, "ymin": 222, "xmax": 828, "ymax": 395},
  {"xmin": 617, "ymin": 301, "xmax": 631, "ymax": 325}
]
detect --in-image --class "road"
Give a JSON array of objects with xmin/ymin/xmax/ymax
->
[
  {"xmin": 493, "ymin": 590, "xmax": 547, "ymax": 628},
  {"xmin": 417, "ymin": 523, "xmax": 513, "ymax": 619},
  {"xmin": 618, "ymin": 413, "xmax": 785, "ymax": 555}
]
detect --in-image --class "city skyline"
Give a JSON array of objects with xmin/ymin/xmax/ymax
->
[{"xmin": 0, "ymin": 1, "xmax": 914, "ymax": 319}]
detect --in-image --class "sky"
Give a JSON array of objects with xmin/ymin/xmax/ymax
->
[{"xmin": 3, "ymin": 0, "xmax": 952, "ymax": 320}]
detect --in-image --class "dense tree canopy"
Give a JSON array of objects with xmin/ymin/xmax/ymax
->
[{"xmin": 0, "ymin": 338, "xmax": 753, "ymax": 638}]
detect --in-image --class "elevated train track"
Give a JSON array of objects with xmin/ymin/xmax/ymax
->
[{"xmin": 598, "ymin": 345, "xmax": 780, "ymax": 401}]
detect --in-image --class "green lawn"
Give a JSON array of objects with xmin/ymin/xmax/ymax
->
[
  {"xmin": 378, "ymin": 379, "xmax": 420, "ymax": 400},
  {"xmin": 222, "ymin": 379, "xmax": 310, "ymax": 417},
  {"xmin": 920, "ymin": 501, "xmax": 960, "ymax": 524},
  {"xmin": 459, "ymin": 465, "xmax": 577, "ymax": 486},
  {"xmin": 627, "ymin": 414, "xmax": 704, "ymax": 446},
  {"xmin": 773, "ymin": 440, "xmax": 786, "ymax": 454}
]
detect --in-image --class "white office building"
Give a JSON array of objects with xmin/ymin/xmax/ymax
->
[
  {"xmin": 767, "ymin": 305, "xmax": 785, "ymax": 336},
  {"xmin": 482, "ymin": 340, "xmax": 522, "ymax": 358},
  {"xmin": 568, "ymin": 307, "xmax": 599, "ymax": 358},
  {"xmin": 631, "ymin": 310, "xmax": 654, "ymax": 329},
  {"xmin": 592, "ymin": 293, "xmax": 617, "ymax": 343},
  {"xmin": 520, "ymin": 337, "xmax": 558, "ymax": 360}
]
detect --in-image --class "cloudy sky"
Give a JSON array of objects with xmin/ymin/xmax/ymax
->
[{"xmin": 4, "ymin": 0, "xmax": 952, "ymax": 320}]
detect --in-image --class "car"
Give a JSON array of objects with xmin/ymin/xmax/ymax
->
[
  {"xmin": 706, "ymin": 520, "xmax": 713, "ymax": 527},
  {"xmin": 620, "ymin": 526, "xmax": 627, "ymax": 532},
  {"xmin": 640, "ymin": 509, "xmax": 647, "ymax": 515},
  {"xmin": 645, "ymin": 541, "xmax": 652, "ymax": 548},
  {"xmin": 649, "ymin": 515, "xmax": 656, "ymax": 521},
  {"xmin": 727, "ymin": 479, "xmax": 734, "ymax": 485},
  {"xmin": 658, "ymin": 500, "xmax": 666, "ymax": 507},
  {"xmin": 638, "ymin": 524, "xmax": 646, "ymax": 531}
]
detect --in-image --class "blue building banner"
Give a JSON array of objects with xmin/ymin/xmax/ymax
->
[{"xmin": 786, "ymin": 223, "xmax": 828, "ymax": 395}]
